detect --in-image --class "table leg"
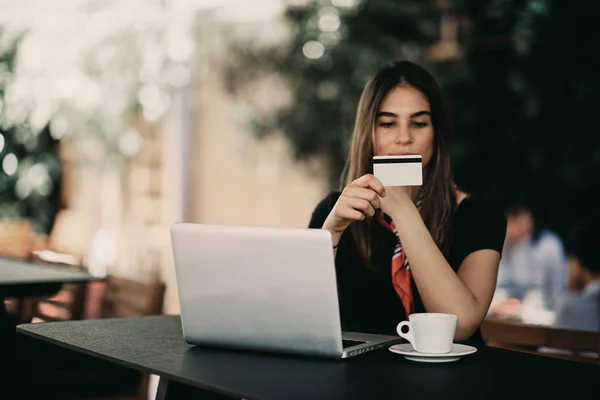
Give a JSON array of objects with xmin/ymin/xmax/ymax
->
[
  {"xmin": 156, "ymin": 377, "xmax": 238, "ymax": 400},
  {"xmin": 155, "ymin": 376, "xmax": 169, "ymax": 400}
]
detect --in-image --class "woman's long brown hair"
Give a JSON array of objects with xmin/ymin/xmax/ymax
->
[{"xmin": 341, "ymin": 61, "xmax": 457, "ymax": 268}]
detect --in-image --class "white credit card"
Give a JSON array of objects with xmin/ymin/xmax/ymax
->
[{"xmin": 373, "ymin": 155, "xmax": 423, "ymax": 186}]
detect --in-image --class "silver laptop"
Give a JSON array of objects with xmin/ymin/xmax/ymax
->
[{"xmin": 170, "ymin": 223, "xmax": 401, "ymax": 358}]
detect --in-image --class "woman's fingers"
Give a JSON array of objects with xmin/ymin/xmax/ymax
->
[
  {"xmin": 352, "ymin": 174, "xmax": 386, "ymax": 198},
  {"xmin": 343, "ymin": 185, "xmax": 381, "ymax": 210}
]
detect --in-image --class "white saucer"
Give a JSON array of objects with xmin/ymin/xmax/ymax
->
[
  {"xmin": 388, "ymin": 343, "xmax": 477, "ymax": 363},
  {"xmin": 404, "ymin": 355, "xmax": 461, "ymax": 363}
]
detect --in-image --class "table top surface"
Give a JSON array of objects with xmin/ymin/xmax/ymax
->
[
  {"xmin": 0, "ymin": 257, "xmax": 98, "ymax": 286},
  {"xmin": 17, "ymin": 315, "xmax": 600, "ymax": 400}
]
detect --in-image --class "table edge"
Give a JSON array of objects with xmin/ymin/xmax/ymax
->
[
  {"xmin": 16, "ymin": 323, "xmax": 258, "ymax": 400},
  {"xmin": 1, "ymin": 276, "xmax": 104, "ymax": 285}
]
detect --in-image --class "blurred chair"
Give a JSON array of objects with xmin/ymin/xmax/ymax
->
[
  {"xmin": 100, "ymin": 275, "xmax": 165, "ymax": 319},
  {"xmin": 481, "ymin": 319, "xmax": 600, "ymax": 364},
  {"xmin": 22, "ymin": 208, "xmax": 94, "ymax": 323},
  {"xmin": 36, "ymin": 208, "xmax": 94, "ymax": 266},
  {"xmin": 3, "ymin": 209, "xmax": 92, "ymax": 323},
  {"xmin": 34, "ymin": 274, "xmax": 165, "ymax": 322},
  {"xmin": 31, "ymin": 282, "xmax": 88, "ymax": 323},
  {"xmin": 0, "ymin": 218, "xmax": 45, "ymax": 259}
]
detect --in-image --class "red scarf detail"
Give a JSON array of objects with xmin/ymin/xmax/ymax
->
[{"xmin": 379, "ymin": 213, "xmax": 414, "ymax": 317}]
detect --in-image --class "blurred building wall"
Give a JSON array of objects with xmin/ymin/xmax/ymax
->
[
  {"xmin": 158, "ymin": 12, "xmax": 329, "ymax": 314},
  {"xmin": 190, "ymin": 74, "xmax": 327, "ymax": 228}
]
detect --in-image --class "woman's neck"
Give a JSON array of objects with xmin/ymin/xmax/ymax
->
[{"xmin": 410, "ymin": 186, "xmax": 422, "ymax": 203}]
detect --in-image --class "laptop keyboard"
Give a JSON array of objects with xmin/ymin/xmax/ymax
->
[{"xmin": 342, "ymin": 339, "xmax": 367, "ymax": 349}]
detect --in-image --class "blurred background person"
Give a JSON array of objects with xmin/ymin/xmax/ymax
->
[
  {"xmin": 554, "ymin": 213, "xmax": 600, "ymax": 332},
  {"xmin": 492, "ymin": 202, "xmax": 567, "ymax": 317},
  {"xmin": 496, "ymin": 202, "xmax": 536, "ymax": 301}
]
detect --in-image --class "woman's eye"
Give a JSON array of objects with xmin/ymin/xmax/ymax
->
[
  {"xmin": 412, "ymin": 121, "xmax": 429, "ymax": 128},
  {"xmin": 378, "ymin": 121, "xmax": 395, "ymax": 128}
]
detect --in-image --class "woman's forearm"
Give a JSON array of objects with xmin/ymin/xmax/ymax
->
[{"xmin": 389, "ymin": 202, "xmax": 481, "ymax": 339}]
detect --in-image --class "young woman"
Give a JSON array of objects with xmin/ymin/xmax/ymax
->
[{"xmin": 309, "ymin": 61, "xmax": 507, "ymax": 344}]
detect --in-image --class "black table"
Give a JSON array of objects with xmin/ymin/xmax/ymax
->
[
  {"xmin": 17, "ymin": 315, "xmax": 600, "ymax": 400},
  {"xmin": 0, "ymin": 257, "xmax": 98, "ymax": 298}
]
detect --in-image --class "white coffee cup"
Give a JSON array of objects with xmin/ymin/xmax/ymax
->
[{"xmin": 396, "ymin": 313, "xmax": 458, "ymax": 354}]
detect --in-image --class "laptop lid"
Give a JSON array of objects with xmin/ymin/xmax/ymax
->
[{"xmin": 170, "ymin": 223, "xmax": 344, "ymax": 357}]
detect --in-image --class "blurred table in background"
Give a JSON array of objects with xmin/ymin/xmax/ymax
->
[
  {"xmin": 484, "ymin": 288, "xmax": 599, "ymax": 364},
  {"xmin": 0, "ymin": 256, "xmax": 101, "ymax": 324},
  {"xmin": 488, "ymin": 287, "xmax": 558, "ymax": 326},
  {"xmin": 481, "ymin": 317, "xmax": 599, "ymax": 365},
  {"xmin": 0, "ymin": 257, "xmax": 97, "ymax": 297},
  {"xmin": 484, "ymin": 286, "xmax": 600, "ymax": 364}
]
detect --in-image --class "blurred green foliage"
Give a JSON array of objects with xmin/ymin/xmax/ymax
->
[
  {"xmin": 0, "ymin": 32, "xmax": 61, "ymax": 234},
  {"xmin": 224, "ymin": 0, "xmax": 600, "ymax": 237}
]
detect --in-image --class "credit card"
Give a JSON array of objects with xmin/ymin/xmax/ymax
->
[{"xmin": 373, "ymin": 155, "xmax": 423, "ymax": 186}]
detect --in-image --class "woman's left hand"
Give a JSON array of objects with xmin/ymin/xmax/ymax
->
[{"xmin": 379, "ymin": 185, "xmax": 415, "ymax": 217}]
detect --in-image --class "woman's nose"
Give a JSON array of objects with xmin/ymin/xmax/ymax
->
[{"xmin": 394, "ymin": 125, "xmax": 412, "ymax": 144}]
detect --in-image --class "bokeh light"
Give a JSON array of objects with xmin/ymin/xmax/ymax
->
[
  {"xmin": 302, "ymin": 40, "xmax": 325, "ymax": 59},
  {"xmin": 2, "ymin": 153, "xmax": 18, "ymax": 176}
]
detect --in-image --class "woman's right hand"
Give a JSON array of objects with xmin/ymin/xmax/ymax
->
[{"xmin": 322, "ymin": 174, "xmax": 386, "ymax": 236}]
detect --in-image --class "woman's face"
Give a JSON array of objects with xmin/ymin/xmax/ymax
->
[{"xmin": 373, "ymin": 84, "xmax": 435, "ymax": 167}]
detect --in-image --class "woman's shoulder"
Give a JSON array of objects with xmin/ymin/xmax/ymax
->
[
  {"xmin": 447, "ymin": 193, "xmax": 507, "ymax": 264},
  {"xmin": 452, "ymin": 194, "xmax": 507, "ymax": 250},
  {"xmin": 455, "ymin": 194, "xmax": 506, "ymax": 228},
  {"xmin": 308, "ymin": 190, "xmax": 342, "ymax": 229}
]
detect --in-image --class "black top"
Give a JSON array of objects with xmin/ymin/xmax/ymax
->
[
  {"xmin": 16, "ymin": 315, "xmax": 600, "ymax": 400},
  {"xmin": 308, "ymin": 192, "xmax": 507, "ymax": 344}
]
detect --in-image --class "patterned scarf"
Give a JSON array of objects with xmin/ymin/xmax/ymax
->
[{"xmin": 378, "ymin": 199, "xmax": 423, "ymax": 317}]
